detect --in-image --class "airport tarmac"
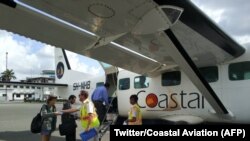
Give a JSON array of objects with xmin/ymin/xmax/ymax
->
[{"xmin": 0, "ymin": 102, "xmax": 109, "ymax": 141}]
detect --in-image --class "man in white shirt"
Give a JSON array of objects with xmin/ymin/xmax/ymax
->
[{"xmin": 61, "ymin": 91, "xmax": 99, "ymax": 141}]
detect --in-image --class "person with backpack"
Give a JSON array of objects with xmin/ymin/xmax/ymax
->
[{"xmin": 41, "ymin": 94, "xmax": 60, "ymax": 141}]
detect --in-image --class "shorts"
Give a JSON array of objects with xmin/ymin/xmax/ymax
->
[{"xmin": 41, "ymin": 129, "xmax": 52, "ymax": 136}]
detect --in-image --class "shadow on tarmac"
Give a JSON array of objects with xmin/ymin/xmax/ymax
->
[{"xmin": 0, "ymin": 130, "xmax": 81, "ymax": 141}]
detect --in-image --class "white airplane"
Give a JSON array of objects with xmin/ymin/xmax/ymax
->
[{"xmin": 0, "ymin": 0, "xmax": 249, "ymax": 124}]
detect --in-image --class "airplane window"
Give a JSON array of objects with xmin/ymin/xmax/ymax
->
[
  {"xmin": 119, "ymin": 78, "xmax": 130, "ymax": 90},
  {"xmin": 199, "ymin": 66, "xmax": 218, "ymax": 83},
  {"xmin": 162, "ymin": 71, "xmax": 181, "ymax": 86},
  {"xmin": 96, "ymin": 82, "xmax": 104, "ymax": 87},
  {"xmin": 134, "ymin": 76, "xmax": 149, "ymax": 89},
  {"xmin": 229, "ymin": 61, "xmax": 250, "ymax": 81}
]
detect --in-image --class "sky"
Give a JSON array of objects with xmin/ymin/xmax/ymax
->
[
  {"xmin": 0, "ymin": 0, "xmax": 249, "ymax": 80},
  {"xmin": 192, "ymin": 0, "xmax": 250, "ymax": 46},
  {"xmin": 0, "ymin": 32, "xmax": 103, "ymax": 80}
]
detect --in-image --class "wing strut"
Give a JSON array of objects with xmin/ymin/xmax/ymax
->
[
  {"xmin": 164, "ymin": 29, "xmax": 228, "ymax": 114},
  {"xmin": 0, "ymin": 0, "xmax": 16, "ymax": 8}
]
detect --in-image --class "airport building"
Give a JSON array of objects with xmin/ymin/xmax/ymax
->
[{"xmin": 0, "ymin": 70, "xmax": 56, "ymax": 101}]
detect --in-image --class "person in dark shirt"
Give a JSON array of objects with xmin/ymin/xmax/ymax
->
[{"xmin": 61, "ymin": 95, "xmax": 77, "ymax": 141}]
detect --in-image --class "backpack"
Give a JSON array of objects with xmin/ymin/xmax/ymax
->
[{"xmin": 30, "ymin": 105, "xmax": 47, "ymax": 133}]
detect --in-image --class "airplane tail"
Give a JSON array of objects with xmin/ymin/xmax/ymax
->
[
  {"xmin": 54, "ymin": 47, "xmax": 104, "ymax": 99},
  {"xmin": 54, "ymin": 47, "xmax": 74, "ymax": 98},
  {"xmin": 54, "ymin": 47, "xmax": 95, "ymax": 83},
  {"xmin": 54, "ymin": 47, "xmax": 71, "ymax": 84}
]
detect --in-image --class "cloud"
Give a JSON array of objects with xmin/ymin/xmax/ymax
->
[
  {"xmin": 65, "ymin": 50, "xmax": 103, "ymax": 76},
  {"xmin": 235, "ymin": 35, "xmax": 250, "ymax": 46},
  {"xmin": 196, "ymin": 6, "xmax": 225, "ymax": 23},
  {"xmin": 0, "ymin": 30, "xmax": 55, "ymax": 80},
  {"xmin": 192, "ymin": 0, "xmax": 250, "ymax": 37},
  {"xmin": 0, "ymin": 30, "xmax": 103, "ymax": 80},
  {"xmin": 243, "ymin": 43, "xmax": 250, "ymax": 49}
]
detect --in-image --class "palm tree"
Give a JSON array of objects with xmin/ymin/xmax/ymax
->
[{"xmin": 0, "ymin": 69, "xmax": 16, "ymax": 81}]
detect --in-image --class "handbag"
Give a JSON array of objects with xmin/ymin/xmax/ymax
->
[{"xmin": 59, "ymin": 119, "xmax": 76, "ymax": 136}]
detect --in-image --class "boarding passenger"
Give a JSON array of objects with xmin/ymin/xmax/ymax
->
[{"xmin": 91, "ymin": 82, "xmax": 110, "ymax": 123}]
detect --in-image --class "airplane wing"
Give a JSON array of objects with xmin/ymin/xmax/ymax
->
[
  {"xmin": 1, "ymin": 0, "xmax": 244, "ymax": 75},
  {"xmin": 0, "ymin": 0, "xmax": 245, "ymax": 115}
]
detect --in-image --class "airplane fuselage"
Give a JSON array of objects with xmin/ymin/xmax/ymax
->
[{"xmin": 55, "ymin": 48, "xmax": 250, "ymax": 124}]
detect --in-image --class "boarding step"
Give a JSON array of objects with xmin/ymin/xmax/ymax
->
[
  {"xmin": 98, "ymin": 121, "xmax": 112, "ymax": 141},
  {"xmin": 98, "ymin": 113, "xmax": 119, "ymax": 141}
]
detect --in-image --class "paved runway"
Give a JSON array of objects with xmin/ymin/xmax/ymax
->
[{"xmin": 0, "ymin": 102, "xmax": 109, "ymax": 141}]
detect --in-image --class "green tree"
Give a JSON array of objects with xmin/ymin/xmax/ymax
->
[{"xmin": 0, "ymin": 69, "xmax": 16, "ymax": 81}]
